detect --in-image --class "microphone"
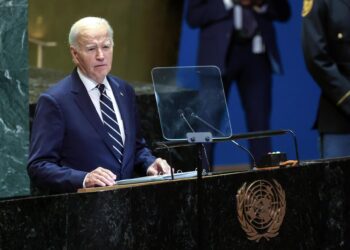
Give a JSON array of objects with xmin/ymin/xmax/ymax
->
[
  {"xmin": 188, "ymin": 108, "xmax": 257, "ymax": 169},
  {"xmin": 186, "ymin": 108, "xmax": 224, "ymax": 136},
  {"xmin": 177, "ymin": 109, "xmax": 195, "ymax": 132}
]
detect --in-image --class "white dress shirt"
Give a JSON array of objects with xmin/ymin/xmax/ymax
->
[{"xmin": 77, "ymin": 68, "xmax": 125, "ymax": 144}]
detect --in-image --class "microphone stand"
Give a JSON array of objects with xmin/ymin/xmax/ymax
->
[
  {"xmin": 178, "ymin": 110, "xmax": 212, "ymax": 250},
  {"xmin": 184, "ymin": 133, "xmax": 210, "ymax": 250}
]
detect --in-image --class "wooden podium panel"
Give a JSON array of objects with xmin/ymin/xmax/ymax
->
[{"xmin": 1, "ymin": 157, "xmax": 350, "ymax": 249}]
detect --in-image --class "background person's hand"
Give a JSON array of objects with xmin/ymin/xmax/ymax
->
[{"xmin": 240, "ymin": 0, "xmax": 253, "ymax": 7}]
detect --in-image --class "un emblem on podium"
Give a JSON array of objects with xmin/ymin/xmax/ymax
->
[{"xmin": 236, "ymin": 179, "xmax": 286, "ymax": 242}]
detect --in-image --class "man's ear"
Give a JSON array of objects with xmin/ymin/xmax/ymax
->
[{"xmin": 70, "ymin": 46, "xmax": 78, "ymax": 65}]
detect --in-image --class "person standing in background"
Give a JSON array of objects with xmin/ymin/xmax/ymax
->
[
  {"xmin": 186, "ymin": 0, "xmax": 291, "ymax": 164},
  {"xmin": 302, "ymin": 0, "xmax": 350, "ymax": 158}
]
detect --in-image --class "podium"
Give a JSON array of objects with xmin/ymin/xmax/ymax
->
[{"xmin": 0, "ymin": 157, "xmax": 350, "ymax": 249}]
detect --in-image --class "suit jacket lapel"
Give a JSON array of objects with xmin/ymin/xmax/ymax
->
[{"xmin": 70, "ymin": 69, "xmax": 121, "ymax": 162}]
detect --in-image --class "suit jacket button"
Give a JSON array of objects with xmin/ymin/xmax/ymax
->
[{"xmin": 337, "ymin": 33, "xmax": 343, "ymax": 39}]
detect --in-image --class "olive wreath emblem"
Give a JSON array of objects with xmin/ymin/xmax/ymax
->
[{"xmin": 236, "ymin": 179, "xmax": 286, "ymax": 242}]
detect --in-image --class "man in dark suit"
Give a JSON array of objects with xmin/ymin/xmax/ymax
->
[
  {"xmin": 186, "ymin": 0, "xmax": 290, "ymax": 164},
  {"xmin": 28, "ymin": 17, "xmax": 171, "ymax": 193},
  {"xmin": 302, "ymin": 0, "xmax": 350, "ymax": 158}
]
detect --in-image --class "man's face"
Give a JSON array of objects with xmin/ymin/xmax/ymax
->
[{"xmin": 70, "ymin": 24, "xmax": 113, "ymax": 83}]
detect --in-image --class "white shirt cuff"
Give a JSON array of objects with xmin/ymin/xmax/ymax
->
[{"xmin": 82, "ymin": 173, "xmax": 88, "ymax": 188}]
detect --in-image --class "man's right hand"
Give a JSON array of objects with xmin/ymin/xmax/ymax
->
[{"xmin": 84, "ymin": 167, "xmax": 116, "ymax": 188}]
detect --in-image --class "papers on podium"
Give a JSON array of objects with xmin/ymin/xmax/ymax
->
[{"xmin": 116, "ymin": 171, "xmax": 201, "ymax": 185}]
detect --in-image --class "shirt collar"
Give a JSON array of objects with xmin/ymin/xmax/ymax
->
[{"xmin": 77, "ymin": 68, "xmax": 110, "ymax": 92}]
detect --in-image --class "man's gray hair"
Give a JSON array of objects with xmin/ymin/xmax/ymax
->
[{"xmin": 68, "ymin": 17, "xmax": 114, "ymax": 47}]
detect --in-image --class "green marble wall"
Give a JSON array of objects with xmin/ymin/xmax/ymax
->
[{"xmin": 0, "ymin": 0, "xmax": 29, "ymax": 197}]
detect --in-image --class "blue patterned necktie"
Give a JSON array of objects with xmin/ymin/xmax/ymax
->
[{"xmin": 98, "ymin": 84, "xmax": 124, "ymax": 163}]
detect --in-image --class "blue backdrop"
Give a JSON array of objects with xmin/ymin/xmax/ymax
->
[{"xmin": 177, "ymin": 0, "xmax": 320, "ymax": 166}]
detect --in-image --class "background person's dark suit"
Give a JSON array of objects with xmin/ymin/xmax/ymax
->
[
  {"xmin": 28, "ymin": 69, "xmax": 156, "ymax": 193},
  {"xmin": 186, "ymin": 0, "xmax": 290, "ymax": 163},
  {"xmin": 302, "ymin": 0, "xmax": 350, "ymax": 157}
]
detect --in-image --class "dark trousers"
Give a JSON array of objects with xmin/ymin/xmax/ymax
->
[
  {"xmin": 224, "ymin": 40, "xmax": 273, "ymax": 163},
  {"xmin": 202, "ymin": 40, "xmax": 273, "ymax": 168}
]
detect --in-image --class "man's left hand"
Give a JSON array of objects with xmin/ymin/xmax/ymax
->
[{"xmin": 146, "ymin": 158, "xmax": 172, "ymax": 176}]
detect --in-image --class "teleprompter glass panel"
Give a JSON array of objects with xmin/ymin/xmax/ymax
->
[{"xmin": 151, "ymin": 66, "xmax": 232, "ymax": 141}]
